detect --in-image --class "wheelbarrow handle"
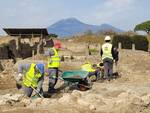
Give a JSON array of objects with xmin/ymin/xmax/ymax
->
[{"xmin": 58, "ymin": 69, "xmax": 63, "ymax": 73}]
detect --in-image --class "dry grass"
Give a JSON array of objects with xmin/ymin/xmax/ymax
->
[{"xmin": 65, "ymin": 35, "xmax": 105, "ymax": 44}]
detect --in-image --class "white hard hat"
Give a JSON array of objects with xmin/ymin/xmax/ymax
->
[{"xmin": 104, "ymin": 36, "xmax": 111, "ymax": 41}]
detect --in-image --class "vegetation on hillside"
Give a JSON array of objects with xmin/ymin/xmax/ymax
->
[{"xmin": 62, "ymin": 29, "xmax": 150, "ymax": 51}]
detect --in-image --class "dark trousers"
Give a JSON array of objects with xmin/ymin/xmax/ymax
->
[
  {"xmin": 103, "ymin": 58, "xmax": 113, "ymax": 80},
  {"xmin": 88, "ymin": 70, "xmax": 100, "ymax": 80},
  {"xmin": 24, "ymin": 87, "xmax": 33, "ymax": 97},
  {"xmin": 48, "ymin": 68, "xmax": 58, "ymax": 92}
]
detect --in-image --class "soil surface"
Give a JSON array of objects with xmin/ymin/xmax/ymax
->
[{"xmin": 0, "ymin": 49, "xmax": 150, "ymax": 113}]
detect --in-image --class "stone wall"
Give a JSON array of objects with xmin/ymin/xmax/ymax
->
[
  {"xmin": 0, "ymin": 36, "xmax": 44, "ymax": 60},
  {"xmin": 0, "ymin": 37, "xmax": 18, "ymax": 59}
]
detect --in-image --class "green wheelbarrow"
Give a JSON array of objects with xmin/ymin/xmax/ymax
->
[{"xmin": 60, "ymin": 70, "xmax": 92, "ymax": 91}]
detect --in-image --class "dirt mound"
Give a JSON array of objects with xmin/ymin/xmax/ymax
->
[
  {"xmin": 0, "ymin": 87, "xmax": 150, "ymax": 113},
  {"xmin": 115, "ymin": 50, "xmax": 150, "ymax": 84}
]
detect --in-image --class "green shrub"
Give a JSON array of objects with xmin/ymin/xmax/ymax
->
[
  {"xmin": 112, "ymin": 35, "xmax": 132, "ymax": 49},
  {"xmin": 131, "ymin": 35, "xmax": 148, "ymax": 51},
  {"xmin": 112, "ymin": 35, "xmax": 149, "ymax": 51},
  {"xmin": 89, "ymin": 48, "xmax": 99, "ymax": 53}
]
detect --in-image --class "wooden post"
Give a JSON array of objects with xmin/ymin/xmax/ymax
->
[
  {"xmin": 132, "ymin": 43, "xmax": 135, "ymax": 51},
  {"xmin": 85, "ymin": 43, "xmax": 89, "ymax": 57},
  {"xmin": 99, "ymin": 44, "xmax": 101, "ymax": 56},
  {"xmin": 15, "ymin": 38, "xmax": 19, "ymax": 50},
  {"xmin": 37, "ymin": 32, "xmax": 44, "ymax": 55},
  {"xmin": 118, "ymin": 42, "xmax": 122, "ymax": 50},
  {"xmin": 86, "ymin": 43, "xmax": 91, "ymax": 57},
  {"xmin": 32, "ymin": 50, "xmax": 35, "ymax": 60}
]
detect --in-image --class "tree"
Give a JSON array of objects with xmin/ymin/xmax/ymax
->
[
  {"xmin": 134, "ymin": 21, "xmax": 150, "ymax": 34},
  {"xmin": 48, "ymin": 33, "xmax": 58, "ymax": 38}
]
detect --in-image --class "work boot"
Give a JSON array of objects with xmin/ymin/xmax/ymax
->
[
  {"xmin": 106, "ymin": 76, "xmax": 111, "ymax": 81},
  {"xmin": 16, "ymin": 83, "xmax": 22, "ymax": 89}
]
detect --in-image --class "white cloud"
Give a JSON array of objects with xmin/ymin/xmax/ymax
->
[{"xmin": 93, "ymin": 0, "xmax": 136, "ymax": 23}]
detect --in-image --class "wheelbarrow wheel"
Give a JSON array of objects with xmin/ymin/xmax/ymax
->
[
  {"xmin": 78, "ymin": 78, "xmax": 92, "ymax": 91},
  {"xmin": 62, "ymin": 82, "xmax": 72, "ymax": 93}
]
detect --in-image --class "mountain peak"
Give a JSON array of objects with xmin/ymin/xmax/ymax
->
[
  {"xmin": 63, "ymin": 17, "xmax": 79, "ymax": 21},
  {"xmin": 53, "ymin": 17, "xmax": 84, "ymax": 25},
  {"xmin": 48, "ymin": 18, "xmax": 123, "ymax": 37}
]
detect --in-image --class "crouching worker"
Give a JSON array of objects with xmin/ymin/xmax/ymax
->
[
  {"xmin": 17, "ymin": 63, "xmax": 44, "ymax": 98},
  {"xmin": 81, "ymin": 62, "xmax": 100, "ymax": 81}
]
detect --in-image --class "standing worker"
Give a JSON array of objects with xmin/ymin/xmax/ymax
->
[
  {"xmin": 100, "ymin": 36, "xmax": 115, "ymax": 81},
  {"xmin": 47, "ymin": 39, "xmax": 61, "ymax": 93},
  {"xmin": 17, "ymin": 63, "xmax": 44, "ymax": 97}
]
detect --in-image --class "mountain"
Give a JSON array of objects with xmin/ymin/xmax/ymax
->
[{"xmin": 47, "ymin": 18, "xmax": 123, "ymax": 37}]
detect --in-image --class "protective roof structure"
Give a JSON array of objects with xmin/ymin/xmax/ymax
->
[{"xmin": 3, "ymin": 28, "xmax": 49, "ymax": 36}]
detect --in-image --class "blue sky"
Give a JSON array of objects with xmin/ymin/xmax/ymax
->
[{"xmin": 0, "ymin": 0, "xmax": 150, "ymax": 35}]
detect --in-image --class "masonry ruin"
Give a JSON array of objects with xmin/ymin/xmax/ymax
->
[{"xmin": 2, "ymin": 28, "xmax": 49, "ymax": 59}]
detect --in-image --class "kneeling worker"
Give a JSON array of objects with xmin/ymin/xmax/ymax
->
[
  {"xmin": 17, "ymin": 63, "xmax": 44, "ymax": 97},
  {"xmin": 81, "ymin": 62, "xmax": 100, "ymax": 81}
]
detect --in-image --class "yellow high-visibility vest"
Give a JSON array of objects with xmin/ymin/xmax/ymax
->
[
  {"xmin": 81, "ymin": 63, "xmax": 95, "ymax": 72},
  {"xmin": 48, "ymin": 47, "xmax": 60, "ymax": 68},
  {"xmin": 23, "ymin": 63, "xmax": 42, "ymax": 88},
  {"xmin": 102, "ymin": 43, "xmax": 113, "ymax": 60}
]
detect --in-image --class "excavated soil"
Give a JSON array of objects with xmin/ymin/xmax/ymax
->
[{"xmin": 0, "ymin": 49, "xmax": 150, "ymax": 113}]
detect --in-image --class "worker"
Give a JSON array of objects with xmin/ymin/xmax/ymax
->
[
  {"xmin": 81, "ymin": 62, "xmax": 100, "ymax": 81},
  {"xmin": 100, "ymin": 36, "xmax": 115, "ymax": 81},
  {"xmin": 47, "ymin": 39, "xmax": 61, "ymax": 93},
  {"xmin": 17, "ymin": 63, "xmax": 44, "ymax": 97}
]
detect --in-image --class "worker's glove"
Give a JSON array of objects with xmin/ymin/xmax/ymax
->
[
  {"xmin": 113, "ymin": 60, "xmax": 116, "ymax": 63},
  {"xmin": 18, "ymin": 73, "xmax": 23, "ymax": 80},
  {"xmin": 15, "ymin": 73, "xmax": 23, "ymax": 89},
  {"xmin": 15, "ymin": 73, "xmax": 23, "ymax": 82}
]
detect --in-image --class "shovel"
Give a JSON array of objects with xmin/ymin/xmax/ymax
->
[
  {"xmin": 25, "ymin": 78, "xmax": 44, "ymax": 98},
  {"xmin": 15, "ymin": 78, "xmax": 44, "ymax": 98},
  {"xmin": 30, "ymin": 85, "xmax": 44, "ymax": 98}
]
